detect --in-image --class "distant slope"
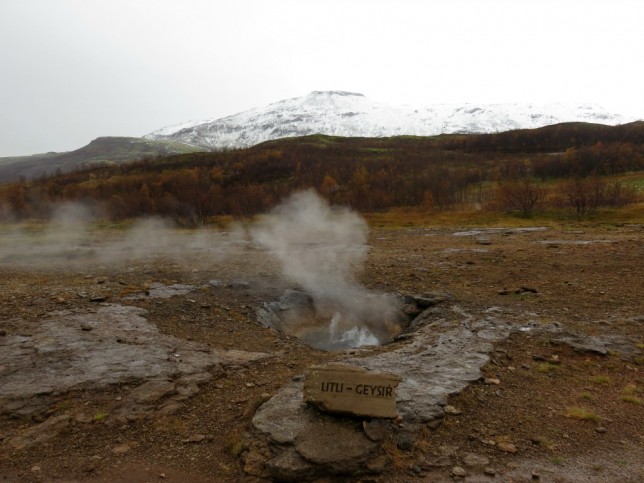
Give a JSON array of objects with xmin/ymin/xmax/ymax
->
[
  {"xmin": 145, "ymin": 90, "xmax": 635, "ymax": 150},
  {"xmin": 0, "ymin": 137, "xmax": 206, "ymax": 183}
]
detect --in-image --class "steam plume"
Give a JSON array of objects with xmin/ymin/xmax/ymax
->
[{"xmin": 251, "ymin": 190, "xmax": 403, "ymax": 345}]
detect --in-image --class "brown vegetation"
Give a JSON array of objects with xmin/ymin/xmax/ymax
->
[{"xmin": 1, "ymin": 122, "xmax": 642, "ymax": 224}]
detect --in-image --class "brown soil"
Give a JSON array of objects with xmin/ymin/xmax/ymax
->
[{"xmin": 1, "ymin": 222, "xmax": 642, "ymax": 482}]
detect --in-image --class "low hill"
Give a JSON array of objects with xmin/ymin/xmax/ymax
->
[{"xmin": 0, "ymin": 137, "xmax": 206, "ymax": 183}]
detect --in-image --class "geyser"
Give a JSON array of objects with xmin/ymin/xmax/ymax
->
[{"xmin": 252, "ymin": 190, "xmax": 414, "ymax": 350}]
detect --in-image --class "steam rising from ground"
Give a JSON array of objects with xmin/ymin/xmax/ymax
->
[
  {"xmin": 0, "ymin": 203, "xmax": 244, "ymax": 269},
  {"xmin": 1, "ymin": 192, "xmax": 402, "ymax": 348},
  {"xmin": 252, "ymin": 191, "xmax": 404, "ymax": 347}
]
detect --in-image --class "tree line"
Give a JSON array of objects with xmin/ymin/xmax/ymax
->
[{"xmin": 1, "ymin": 122, "xmax": 642, "ymax": 224}]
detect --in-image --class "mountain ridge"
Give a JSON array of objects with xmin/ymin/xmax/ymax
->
[{"xmin": 144, "ymin": 91, "xmax": 635, "ymax": 150}]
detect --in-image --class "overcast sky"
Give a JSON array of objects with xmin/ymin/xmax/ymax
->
[{"xmin": 1, "ymin": 0, "xmax": 642, "ymax": 157}]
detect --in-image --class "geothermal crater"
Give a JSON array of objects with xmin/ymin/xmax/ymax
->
[{"xmin": 257, "ymin": 289, "xmax": 446, "ymax": 351}]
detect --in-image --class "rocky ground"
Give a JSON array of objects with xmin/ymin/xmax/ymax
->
[{"xmin": 0, "ymin": 221, "xmax": 642, "ymax": 482}]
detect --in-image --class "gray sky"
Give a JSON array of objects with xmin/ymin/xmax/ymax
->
[{"xmin": 1, "ymin": 0, "xmax": 642, "ymax": 157}]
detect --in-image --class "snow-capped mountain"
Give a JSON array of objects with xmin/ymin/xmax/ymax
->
[{"xmin": 145, "ymin": 91, "xmax": 632, "ymax": 150}]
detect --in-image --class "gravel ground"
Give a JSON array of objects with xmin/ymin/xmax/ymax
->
[{"xmin": 0, "ymin": 221, "xmax": 642, "ymax": 482}]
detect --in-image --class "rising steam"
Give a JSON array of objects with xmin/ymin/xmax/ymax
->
[
  {"xmin": 252, "ymin": 190, "xmax": 404, "ymax": 347},
  {"xmin": 1, "ymin": 192, "xmax": 403, "ymax": 348}
]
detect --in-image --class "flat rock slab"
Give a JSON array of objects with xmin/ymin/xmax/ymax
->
[
  {"xmin": 246, "ymin": 305, "xmax": 514, "ymax": 479},
  {"xmin": 304, "ymin": 364, "xmax": 401, "ymax": 418},
  {"xmin": 0, "ymin": 304, "xmax": 270, "ymax": 417}
]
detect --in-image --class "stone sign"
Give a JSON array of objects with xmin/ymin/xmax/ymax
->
[{"xmin": 304, "ymin": 364, "xmax": 402, "ymax": 418}]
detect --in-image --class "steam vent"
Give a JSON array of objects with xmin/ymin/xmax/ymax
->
[{"xmin": 257, "ymin": 289, "xmax": 447, "ymax": 351}]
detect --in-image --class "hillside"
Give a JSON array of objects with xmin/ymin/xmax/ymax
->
[
  {"xmin": 1, "ymin": 122, "xmax": 643, "ymax": 223},
  {"xmin": 145, "ymin": 90, "xmax": 634, "ymax": 150},
  {"xmin": 0, "ymin": 137, "xmax": 206, "ymax": 183}
]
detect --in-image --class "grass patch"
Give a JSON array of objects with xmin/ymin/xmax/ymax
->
[
  {"xmin": 537, "ymin": 362, "xmax": 560, "ymax": 373},
  {"xmin": 620, "ymin": 384, "xmax": 642, "ymax": 405},
  {"xmin": 579, "ymin": 391, "xmax": 595, "ymax": 401},
  {"xmin": 532, "ymin": 435, "xmax": 556, "ymax": 450},
  {"xmin": 589, "ymin": 375, "xmax": 611, "ymax": 385},
  {"xmin": 565, "ymin": 406, "xmax": 601, "ymax": 422},
  {"xmin": 93, "ymin": 412, "xmax": 109, "ymax": 422}
]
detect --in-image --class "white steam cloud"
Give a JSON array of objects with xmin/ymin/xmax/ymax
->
[{"xmin": 252, "ymin": 190, "xmax": 403, "ymax": 346}]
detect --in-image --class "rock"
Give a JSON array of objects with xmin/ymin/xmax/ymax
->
[
  {"xmin": 0, "ymin": 304, "xmax": 225, "ymax": 418},
  {"xmin": 484, "ymin": 378, "xmax": 500, "ymax": 385},
  {"xmin": 266, "ymin": 448, "xmax": 315, "ymax": 481},
  {"xmin": 395, "ymin": 431, "xmax": 415, "ymax": 451},
  {"xmin": 31, "ymin": 465, "xmax": 41, "ymax": 473},
  {"xmin": 90, "ymin": 296, "xmax": 107, "ymax": 302},
  {"xmin": 252, "ymin": 383, "xmax": 306, "ymax": 444},
  {"xmin": 444, "ymin": 405, "xmax": 462, "ymax": 415},
  {"xmin": 112, "ymin": 443, "xmax": 131, "ymax": 454},
  {"xmin": 463, "ymin": 453, "xmax": 490, "ymax": 468},
  {"xmin": 7, "ymin": 415, "xmax": 71, "ymax": 450},
  {"xmin": 182, "ymin": 433, "xmax": 206, "ymax": 443},
  {"xmin": 497, "ymin": 442, "xmax": 517, "ymax": 453},
  {"xmin": 411, "ymin": 465, "xmax": 422, "ymax": 474},
  {"xmin": 304, "ymin": 364, "xmax": 402, "ymax": 418},
  {"xmin": 476, "ymin": 238, "xmax": 492, "ymax": 245},
  {"xmin": 452, "ymin": 466, "xmax": 467, "ymax": 477},
  {"xmin": 551, "ymin": 335, "xmax": 609, "ymax": 356},
  {"xmin": 595, "ymin": 426, "xmax": 607, "ymax": 433},
  {"xmin": 295, "ymin": 420, "xmax": 377, "ymax": 472},
  {"xmin": 484, "ymin": 467, "xmax": 496, "ymax": 476},
  {"xmin": 363, "ymin": 419, "xmax": 389, "ymax": 442},
  {"xmin": 129, "ymin": 380, "xmax": 176, "ymax": 404},
  {"xmin": 366, "ymin": 454, "xmax": 391, "ymax": 473},
  {"xmin": 156, "ymin": 402, "xmax": 184, "ymax": 416}
]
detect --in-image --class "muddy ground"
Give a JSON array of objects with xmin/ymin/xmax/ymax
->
[{"xmin": 0, "ymin": 221, "xmax": 642, "ymax": 482}]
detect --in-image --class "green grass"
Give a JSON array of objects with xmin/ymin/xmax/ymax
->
[
  {"xmin": 589, "ymin": 375, "xmax": 611, "ymax": 385},
  {"xmin": 565, "ymin": 406, "xmax": 602, "ymax": 422},
  {"xmin": 620, "ymin": 384, "xmax": 642, "ymax": 405},
  {"xmin": 537, "ymin": 362, "xmax": 560, "ymax": 373}
]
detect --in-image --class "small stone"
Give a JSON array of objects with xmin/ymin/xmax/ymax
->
[
  {"xmin": 444, "ymin": 405, "xmax": 462, "ymax": 415},
  {"xmin": 31, "ymin": 465, "xmax": 41, "ymax": 472},
  {"xmin": 90, "ymin": 296, "xmax": 107, "ymax": 303},
  {"xmin": 476, "ymin": 238, "xmax": 492, "ymax": 245},
  {"xmin": 463, "ymin": 452, "xmax": 490, "ymax": 468},
  {"xmin": 595, "ymin": 426, "xmax": 607, "ymax": 433},
  {"xmin": 497, "ymin": 442, "xmax": 517, "ymax": 453},
  {"xmin": 484, "ymin": 467, "xmax": 496, "ymax": 476},
  {"xmin": 484, "ymin": 378, "xmax": 501, "ymax": 385},
  {"xmin": 159, "ymin": 473, "xmax": 166, "ymax": 478},
  {"xmin": 532, "ymin": 468, "xmax": 541, "ymax": 479},
  {"xmin": 182, "ymin": 433, "xmax": 206, "ymax": 444},
  {"xmin": 363, "ymin": 420, "xmax": 388, "ymax": 442},
  {"xmin": 452, "ymin": 466, "xmax": 466, "ymax": 477},
  {"xmin": 112, "ymin": 444, "xmax": 130, "ymax": 454},
  {"xmin": 412, "ymin": 465, "xmax": 422, "ymax": 474}
]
